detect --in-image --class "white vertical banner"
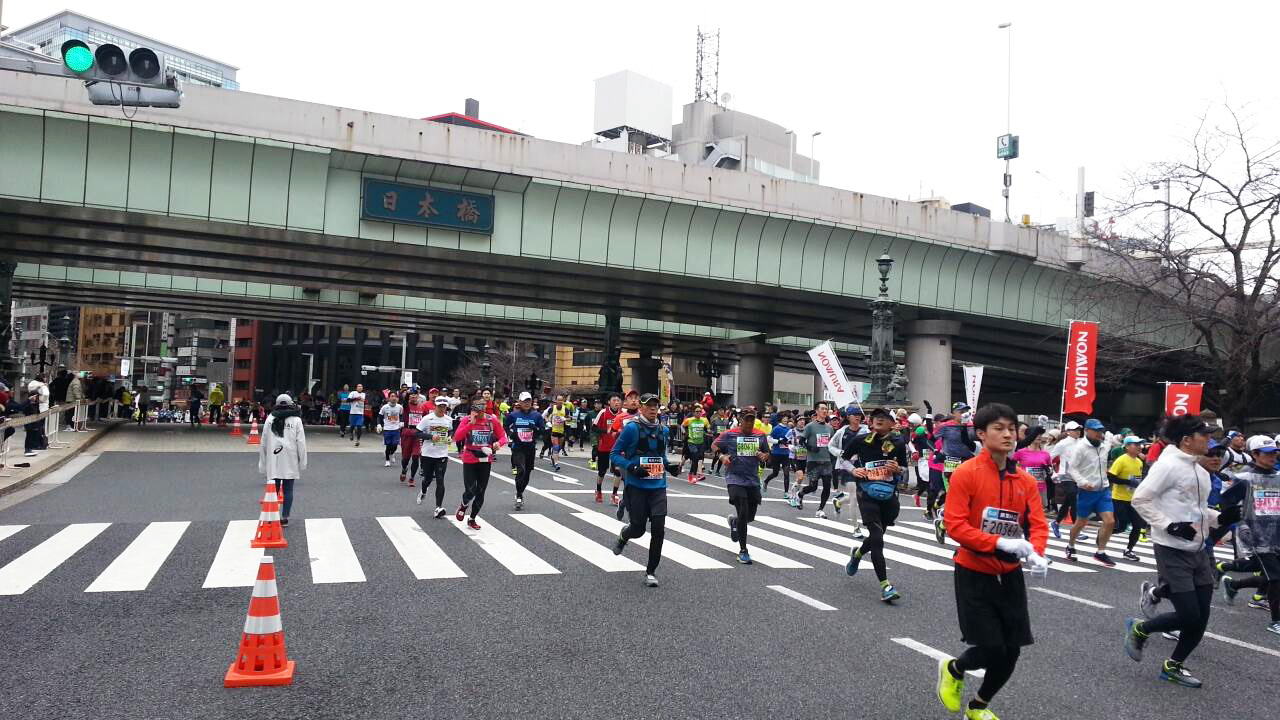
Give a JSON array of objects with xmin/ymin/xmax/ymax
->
[
  {"xmin": 808, "ymin": 341, "xmax": 858, "ymax": 407},
  {"xmin": 962, "ymin": 365, "xmax": 984, "ymax": 410},
  {"xmin": 226, "ymin": 317, "xmax": 237, "ymax": 389}
]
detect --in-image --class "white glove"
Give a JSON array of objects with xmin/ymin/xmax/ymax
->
[
  {"xmin": 1026, "ymin": 552, "xmax": 1050, "ymax": 573},
  {"xmin": 995, "ymin": 537, "xmax": 1034, "ymax": 559}
]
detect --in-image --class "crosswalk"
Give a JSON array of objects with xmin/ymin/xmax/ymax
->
[{"xmin": 0, "ymin": 509, "xmax": 1165, "ymax": 595}]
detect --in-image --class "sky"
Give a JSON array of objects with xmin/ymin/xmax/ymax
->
[{"xmin": 5, "ymin": 0, "xmax": 1279, "ymax": 227}]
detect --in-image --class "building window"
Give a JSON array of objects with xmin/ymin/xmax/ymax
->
[
  {"xmin": 235, "ymin": 359, "xmax": 252, "ymax": 369},
  {"xmin": 572, "ymin": 349, "xmax": 602, "ymax": 366},
  {"xmin": 775, "ymin": 391, "xmax": 814, "ymax": 407},
  {"xmin": 236, "ymin": 338, "xmax": 253, "ymax": 347},
  {"xmin": 234, "ymin": 380, "xmax": 250, "ymax": 392}
]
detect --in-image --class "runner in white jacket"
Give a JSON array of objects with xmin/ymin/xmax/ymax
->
[{"xmin": 259, "ymin": 394, "xmax": 307, "ymax": 527}]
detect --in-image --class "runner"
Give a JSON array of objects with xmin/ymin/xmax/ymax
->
[
  {"xmin": 1065, "ymin": 419, "xmax": 1117, "ymax": 566},
  {"xmin": 415, "ymin": 396, "xmax": 454, "ymax": 518},
  {"xmin": 830, "ymin": 406, "xmax": 868, "ymax": 533},
  {"xmin": 709, "ymin": 407, "xmax": 732, "ymax": 477},
  {"xmin": 789, "ymin": 413, "xmax": 809, "ymax": 502},
  {"xmin": 935, "ymin": 402, "xmax": 1049, "ymax": 719},
  {"xmin": 379, "ymin": 393, "xmax": 403, "ymax": 467},
  {"xmin": 587, "ymin": 398, "xmax": 604, "ymax": 471},
  {"xmin": 337, "ymin": 384, "xmax": 351, "ymax": 438},
  {"xmin": 1219, "ymin": 435, "xmax": 1279, "ymax": 635},
  {"xmin": 1125, "ymin": 414, "xmax": 1238, "ymax": 688},
  {"xmin": 933, "ymin": 402, "xmax": 976, "ymax": 543},
  {"xmin": 765, "ymin": 411, "xmax": 792, "ymax": 495},
  {"xmin": 842, "ymin": 407, "xmax": 911, "ymax": 602},
  {"xmin": 1222, "ymin": 430, "xmax": 1252, "ymax": 474},
  {"xmin": 1050, "ymin": 421, "xmax": 1083, "ymax": 538},
  {"xmin": 453, "ymin": 398, "xmax": 508, "ymax": 529},
  {"xmin": 399, "ymin": 390, "xmax": 428, "ymax": 486},
  {"xmin": 610, "ymin": 393, "xmax": 680, "ymax": 586},
  {"xmin": 795, "ymin": 402, "xmax": 835, "ymax": 518},
  {"xmin": 713, "ymin": 408, "xmax": 770, "ymax": 564},
  {"xmin": 346, "ymin": 383, "xmax": 366, "ymax": 447},
  {"xmin": 1108, "ymin": 435, "xmax": 1148, "ymax": 561},
  {"xmin": 681, "ymin": 403, "xmax": 712, "ymax": 483},
  {"xmin": 593, "ymin": 394, "xmax": 624, "ymax": 504},
  {"xmin": 1012, "ymin": 430, "xmax": 1053, "ymax": 511},
  {"xmin": 503, "ymin": 391, "xmax": 545, "ymax": 511},
  {"xmin": 606, "ymin": 392, "xmax": 641, "ymax": 507}
]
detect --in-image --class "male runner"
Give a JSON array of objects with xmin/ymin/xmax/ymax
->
[
  {"xmin": 504, "ymin": 391, "xmax": 546, "ymax": 511},
  {"xmin": 1108, "ymin": 435, "xmax": 1148, "ymax": 561},
  {"xmin": 714, "ymin": 408, "xmax": 770, "ymax": 564},
  {"xmin": 346, "ymin": 383, "xmax": 367, "ymax": 447},
  {"xmin": 842, "ymin": 407, "xmax": 909, "ymax": 602},
  {"xmin": 592, "ymin": 394, "xmax": 624, "ymax": 503},
  {"xmin": 796, "ymin": 403, "xmax": 835, "ymax": 517},
  {"xmin": 1219, "ymin": 435, "xmax": 1280, "ymax": 635},
  {"xmin": 379, "ymin": 393, "xmax": 403, "ymax": 467},
  {"xmin": 830, "ymin": 406, "xmax": 868, "ymax": 537},
  {"xmin": 543, "ymin": 394, "xmax": 571, "ymax": 471},
  {"xmin": 415, "ymin": 396, "xmax": 454, "ymax": 518},
  {"xmin": 399, "ymin": 389, "xmax": 428, "ymax": 486},
  {"xmin": 611, "ymin": 393, "xmax": 681, "ymax": 586},
  {"xmin": 1065, "ymin": 418, "xmax": 1117, "ymax": 566},
  {"xmin": 765, "ymin": 411, "xmax": 793, "ymax": 495},
  {"xmin": 681, "ymin": 403, "xmax": 712, "ymax": 483},
  {"xmin": 936, "ymin": 403, "xmax": 1049, "ymax": 719},
  {"xmin": 933, "ymin": 401, "xmax": 975, "ymax": 543}
]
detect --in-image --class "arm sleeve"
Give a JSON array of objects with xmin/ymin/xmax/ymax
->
[
  {"xmin": 1130, "ymin": 460, "xmax": 1172, "ymax": 528},
  {"xmin": 943, "ymin": 466, "xmax": 998, "ymax": 555},
  {"xmin": 453, "ymin": 418, "xmax": 470, "ymax": 445},
  {"xmin": 294, "ymin": 420, "xmax": 308, "ymax": 472},
  {"xmin": 1066, "ymin": 443, "xmax": 1090, "ymax": 486},
  {"xmin": 1017, "ymin": 425, "xmax": 1045, "ymax": 450},
  {"xmin": 503, "ymin": 414, "xmax": 514, "ymax": 433},
  {"xmin": 610, "ymin": 424, "xmax": 639, "ymax": 474}
]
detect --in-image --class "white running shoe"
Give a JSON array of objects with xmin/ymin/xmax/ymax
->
[
  {"xmin": 644, "ymin": 574, "xmax": 659, "ymax": 587},
  {"xmin": 383, "ymin": 460, "xmax": 391, "ymax": 467},
  {"xmin": 416, "ymin": 489, "xmax": 425, "ymax": 505},
  {"xmin": 815, "ymin": 510, "xmax": 827, "ymax": 520},
  {"xmin": 433, "ymin": 506, "xmax": 446, "ymax": 519}
]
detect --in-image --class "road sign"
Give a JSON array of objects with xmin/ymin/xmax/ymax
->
[
  {"xmin": 361, "ymin": 178, "xmax": 495, "ymax": 234},
  {"xmin": 996, "ymin": 134, "xmax": 1020, "ymax": 160}
]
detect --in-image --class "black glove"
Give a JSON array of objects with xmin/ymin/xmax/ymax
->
[
  {"xmin": 1216, "ymin": 504, "xmax": 1242, "ymax": 527},
  {"xmin": 471, "ymin": 447, "xmax": 488, "ymax": 458},
  {"xmin": 1166, "ymin": 522, "xmax": 1197, "ymax": 541},
  {"xmin": 922, "ymin": 400, "xmax": 933, "ymax": 414},
  {"xmin": 665, "ymin": 462, "xmax": 682, "ymax": 478},
  {"xmin": 627, "ymin": 463, "xmax": 649, "ymax": 478}
]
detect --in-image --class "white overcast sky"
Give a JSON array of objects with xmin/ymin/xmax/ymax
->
[{"xmin": 6, "ymin": 0, "xmax": 1279, "ymax": 225}]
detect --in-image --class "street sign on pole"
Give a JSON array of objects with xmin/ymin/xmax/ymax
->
[{"xmin": 996, "ymin": 134, "xmax": 1020, "ymax": 159}]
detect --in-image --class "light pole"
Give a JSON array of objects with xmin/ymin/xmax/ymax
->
[
  {"xmin": 810, "ymin": 131, "xmax": 821, "ymax": 182},
  {"xmin": 784, "ymin": 129, "xmax": 794, "ymax": 176},
  {"xmin": 998, "ymin": 22, "xmax": 1013, "ymax": 223},
  {"xmin": 865, "ymin": 251, "xmax": 897, "ymax": 405},
  {"xmin": 1152, "ymin": 180, "xmax": 1171, "ymax": 240}
]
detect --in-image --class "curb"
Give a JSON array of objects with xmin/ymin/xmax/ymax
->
[{"xmin": 0, "ymin": 421, "xmax": 122, "ymax": 498}]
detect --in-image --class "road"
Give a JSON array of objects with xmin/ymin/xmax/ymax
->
[{"xmin": 0, "ymin": 424, "xmax": 1275, "ymax": 719}]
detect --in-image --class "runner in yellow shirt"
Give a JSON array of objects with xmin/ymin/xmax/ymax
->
[{"xmin": 1108, "ymin": 435, "xmax": 1148, "ymax": 561}]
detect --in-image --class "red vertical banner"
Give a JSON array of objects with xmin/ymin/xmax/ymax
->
[
  {"xmin": 1061, "ymin": 320, "xmax": 1099, "ymax": 415},
  {"xmin": 1163, "ymin": 382, "xmax": 1203, "ymax": 416}
]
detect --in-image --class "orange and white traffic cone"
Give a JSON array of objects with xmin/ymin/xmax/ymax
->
[
  {"xmin": 259, "ymin": 481, "xmax": 278, "ymax": 512},
  {"xmin": 224, "ymin": 557, "xmax": 296, "ymax": 687},
  {"xmin": 230, "ymin": 415, "xmax": 243, "ymax": 437},
  {"xmin": 246, "ymin": 418, "xmax": 260, "ymax": 445},
  {"xmin": 251, "ymin": 492, "xmax": 287, "ymax": 549}
]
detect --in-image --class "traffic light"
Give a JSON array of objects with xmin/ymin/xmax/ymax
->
[
  {"xmin": 58, "ymin": 39, "xmax": 182, "ymax": 108},
  {"xmin": 1083, "ymin": 191, "xmax": 1095, "ymax": 218}
]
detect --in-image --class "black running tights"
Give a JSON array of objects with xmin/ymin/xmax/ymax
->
[
  {"xmin": 858, "ymin": 519, "xmax": 888, "ymax": 581},
  {"xmin": 799, "ymin": 472, "xmax": 831, "ymax": 510},
  {"xmin": 621, "ymin": 514, "xmax": 665, "ymax": 574},
  {"xmin": 1229, "ymin": 574, "xmax": 1280, "ymax": 621},
  {"xmin": 461, "ymin": 462, "xmax": 491, "ymax": 518},
  {"xmin": 1140, "ymin": 586, "xmax": 1212, "ymax": 662},
  {"xmin": 764, "ymin": 455, "xmax": 789, "ymax": 489},
  {"xmin": 952, "ymin": 645, "xmax": 1021, "ymax": 703},
  {"xmin": 400, "ymin": 453, "xmax": 420, "ymax": 478},
  {"xmin": 731, "ymin": 496, "xmax": 758, "ymax": 553},
  {"xmin": 420, "ymin": 457, "xmax": 447, "ymax": 507}
]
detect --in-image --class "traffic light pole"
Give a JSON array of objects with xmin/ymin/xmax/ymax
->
[{"xmin": 0, "ymin": 53, "xmax": 181, "ymax": 108}]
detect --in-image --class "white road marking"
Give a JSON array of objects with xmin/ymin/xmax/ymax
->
[
  {"xmin": 721, "ymin": 514, "xmax": 951, "ymax": 571},
  {"xmin": 304, "ymin": 518, "xmax": 367, "ymax": 583},
  {"xmin": 689, "ymin": 513, "xmax": 866, "ymax": 568},
  {"xmin": 33, "ymin": 454, "xmax": 99, "ymax": 484},
  {"xmin": 510, "ymin": 514, "xmax": 643, "ymax": 572},
  {"xmin": 767, "ymin": 584, "xmax": 836, "ymax": 611},
  {"xmin": 533, "ymin": 466, "xmax": 580, "ymax": 485},
  {"xmin": 0, "ymin": 525, "xmax": 28, "ymax": 543},
  {"xmin": 1029, "ymin": 586, "xmax": 1113, "ymax": 609},
  {"xmin": 884, "ymin": 522, "xmax": 1094, "ymax": 573},
  {"xmin": 901, "ymin": 520, "xmax": 1145, "ymax": 572},
  {"xmin": 451, "ymin": 517, "xmax": 560, "ymax": 576},
  {"xmin": 662, "ymin": 517, "xmax": 810, "ymax": 569},
  {"xmin": 202, "ymin": 520, "xmax": 264, "ymax": 588},
  {"xmin": 85, "ymin": 521, "xmax": 189, "ymax": 592},
  {"xmin": 1203, "ymin": 631, "xmax": 1280, "ymax": 659},
  {"xmin": 571, "ymin": 511, "xmax": 730, "ymax": 569},
  {"xmin": 0, "ymin": 523, "xmax": 111, "ymax": 595},
  {"xmin": 376, "ymin": 516, "xmax": 466, "ymax": 580},
  {"xmin": 890, "ymin": 637, "xmax": 985, "ymax": 678}
]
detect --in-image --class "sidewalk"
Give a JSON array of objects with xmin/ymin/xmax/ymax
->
[{"xmin": 0, "ymin": 418, "xmax": 122, "ymax": 497}]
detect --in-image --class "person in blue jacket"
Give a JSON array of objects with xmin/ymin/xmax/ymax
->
[{"xmin": 611, "ymin": 393, "xmax": 681, "ymax": 587}]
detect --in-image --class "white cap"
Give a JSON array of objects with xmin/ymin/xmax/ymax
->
[
  {"xmin": 1064, "ymin": 420, "xmax": 1081, "ymax": 431},
  {"xmin": 518, "ymin": 391, "xmax": 532, "ymax": 401},
  {"xmin": 1123, "ymin": 435, "xmax": 1142, "ymax": 445},
  {"xmin": 434, "ymin": 396, "xmax": 450, "ymax": 405},
  {"xmin": 275, "ymin": 394, "xmax": 293, "ymax": 405},
  {"xmin": 1247, "ymin": 435, "xmax": 1278, "ymax": 453},
  {"xmin": 907, "ymin": 412, "xmax": 922, "ymax": 425}
]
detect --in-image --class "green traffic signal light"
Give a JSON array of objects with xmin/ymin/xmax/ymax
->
[{"xmin": 61, "ymin": 39, "xmax": 94, "ymax": 73}]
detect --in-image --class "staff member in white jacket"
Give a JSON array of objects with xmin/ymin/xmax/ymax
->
[
  {"xmin": 1124, "ymin": 414, "xmax": 1242, "ymax": 689},
  {"xmin": 259, "ymin": 394, "xmax": 308, "ymax": 527}
]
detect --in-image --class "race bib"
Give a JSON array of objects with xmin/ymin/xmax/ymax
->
[
  {"xmin": 566, "ymin": 418, "xmax": 577, "ymax": 428},
  {"xmin": 1254, "ymin": 488, "xmax": 1280, "ymax": 516},
  {"xmin": 640, "ymin": 456, "xmax": 664, "ymax": 478},
  {"xmin": 795, "ymin": 446, "xmax": 809, "ymax": 459},
  {"xmin": 688, "ymin": 425, "xmax": 705, "ymax": 445},
  {"xmin": 552, "ymin": 416, "xmax": 564, "ymax": 429},
  {"xmin": 816, "ymin": 434, "xmax": 831, "ymax": 448},
  {"xmin": 863, "ymin": 459, "xmax": 894, "ymax": 481},
  {"xmin": 430, "ymin": 426, "xmax": 451, "ymax": 446},
  {"xmin": 981, "ymin": 506, "xmax": 1024, "ymax": 538},
  {"xmin": 944, "ymin": 457, "xmax": 962, "ymax": 473},
  {"xmin": 736, "ymin": 437, "xmax": 760, "ymax": 455},
  {"xmin": 517, "ymin": 428, "xmax": 534, "ymax": 443},
  {"xmin": 1026, "ymin": 466, "xmax": 1048, "ymax": 482}
]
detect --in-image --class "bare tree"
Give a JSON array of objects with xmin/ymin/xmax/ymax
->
[
  {"xmin": 448, "ymin": 342, "xmax": 554, "ymax": 398},
  {"xmin": 1078, "ymin": 104, "xmax": 1280, "ymax": 427}
]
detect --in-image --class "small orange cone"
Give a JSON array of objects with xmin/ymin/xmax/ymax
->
[
  {"xmin": 259, "ymin": 481, "xmax": 278, "ymax": 512},
  {"xmin": 251, "ymin": 493, "xmax": 287, "ymax": 549},
  {"xmin": 246, "ymin": 418, "xmax": 260, "ymax": 445},
  {"xmin": 230, "ymin": 415, "xmax": 243, "ymax": 437},
  {"xmin": 225, "ymin": 557, "xmax": 295, "ymax": 687}
]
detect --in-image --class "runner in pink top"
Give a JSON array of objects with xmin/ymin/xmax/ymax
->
[{"xmin": 452, "ymin": 401, "xmax": 508, "ymax": 529}]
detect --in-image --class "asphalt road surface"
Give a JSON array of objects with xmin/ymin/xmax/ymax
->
[{"xmin": 1, "ymin": 425, "xmax": 1276, "ymax": 719}]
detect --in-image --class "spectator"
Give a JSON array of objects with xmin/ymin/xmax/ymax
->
[
  {"xmin": 66, "ymin": 371, "xmax": 86, "ymax": 431},
  {"xmin": 259, "ymin": 393, "xmax": 307, "ymax": 528}
]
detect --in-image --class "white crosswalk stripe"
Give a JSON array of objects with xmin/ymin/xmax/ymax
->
[
  {"xmin": 571, "ymin": 511, "xmax": 731, "ymax": 569},
  {"xmin": 375, "ymin": 516, "xmax": 466, "ymax": 580},
  {"xmin": 0, "ymin": 523, "xmax": 110, "ymax": 595},
  {"xmin": 511, "ymin": 514, "xmax": 643, "ymax": 572},
  {"xmin": 0, "ymin": 525, "xmax": 28, "ymax": 544},
  {"xmin": 882, "ymin": 521, "xmax": 1095, "ymax": 574},
  {"xmin": 85, "ymin": 521, "xmax": 190, "ymax": 592},
  {"xmin": 304, "ymin": 518, "xmax": 367, "ymax": 584},
  {"xmin": 661, "ymin": 516, "xmax": 810, "ymax": 569},
  {"xmin": 698, "ymin": 514, "xmax": 952, "ymax": 571},
  {"xmin": 899, "ymin": 521, "xmax": 1149, "ymax": 573},
  {"xmin": 450, "ymin": 517, "xmax": 560, "ymax": 576},
  {"xmin": 202, "ymin": 520, "xmax": 264, "ymax": 589}
]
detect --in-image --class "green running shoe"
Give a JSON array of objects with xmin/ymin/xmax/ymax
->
[
  {"xmin": 935, "ymin": 658, "xmax": 963, "ymax": 713},
  {"xmin": 1160, "ymin": 660, "xmax": 1202, "ymax": 688}
]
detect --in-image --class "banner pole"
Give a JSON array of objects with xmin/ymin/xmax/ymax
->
[{"xmin": 1058, "ymin": 320, "xmax": 1073, "ymax": 427}]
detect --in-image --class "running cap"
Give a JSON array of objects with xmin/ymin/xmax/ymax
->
[
  {"xmin": 1226, "ymin": 430, "xmax": 1242, "ymax": 439},
  {"xmin": 428, "ymin": 387, "xmax": 439, "ymax": 395},
  {"xmin": 518, "ymin": 391, "xmax": 533, "ymax": 401},
  {"xmin": 951, "ymin": 401, "xmax": 970, "ymax": 412},
  {"xmin": 1084, "ymin": 419, "xmax": 1106, "ymax": 431},
  {"xmin": 845, "ymin": 405, "xmax": 864, "ymax": 416},
  {"xmin": 434, "ymin": 396, "xmax": 450, "ymax": 406},
  {"xmin": 638, "ymin": 393, "xmax": 660, "ymax": 406},
  {"xmin": 275, "ymin": 394, "xmax": 293, "ymax": 406},
  {"xmin": 1247, "ymin": 435, "xmax": 1278, "ymax": 453},
  {"xmin": 867, "ymin": 407, "xmax": 892, "ymax": 420},
  {"xmin": 1063, "ymin": 420, "xmax": 1082, "ymax": 431},
  {"xmin": 907, "ymin": 413, "xmax": 923, "ymax": 425},
  {"xmin": 1123, "ymin": 435, "xmax": 1142, "ymax": 445},
  {"xmin": 914, "ymin": 426, "xmax": 927, "ymax": 436}
]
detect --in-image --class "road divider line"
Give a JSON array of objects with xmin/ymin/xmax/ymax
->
[
  {"xmin": 202, "ymin": 520, "xmax": 264, "ymax": 588},
  {"xmin": 571, "ymin": 512, "xmax": 730, "ymax": 570},
  {"xmin": 1204, "ymin": 631, "xmax": 1280, "ymax": 659},
  {"xmin": 85, "ymin": 521, "xmax": 189, "ymax": 592},
  {"xmin": 1029, "ymin": 586, "xmax": 1113, "ymax": 609},
  {"xmin": 767, "ymin": 584, "xmax": 836, "ymax": 611},
  {"xmin": 450, "ymin": 516, "xmax": 560, "ymax": 576},
  {"xmin": 0, "ymin": 522, "xmax": 111, "ymax": 595},
  {"xmin": 663, "ymin": 516, "xmax": 811, "ymax": 569},
  {"xmin": 304, "ymin": 518, "xmax": 367, "ymax": 584},
  {"xmin": 510, "ymin": 514, "xmax": 643, "ymax": 572},
  {"xmin": 376, "ymin": 516, "xmax": 466, "ymax": 580},
  {"xmin": 890, "ymin": 637, "xmax": 985, "ymax": 678}
]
